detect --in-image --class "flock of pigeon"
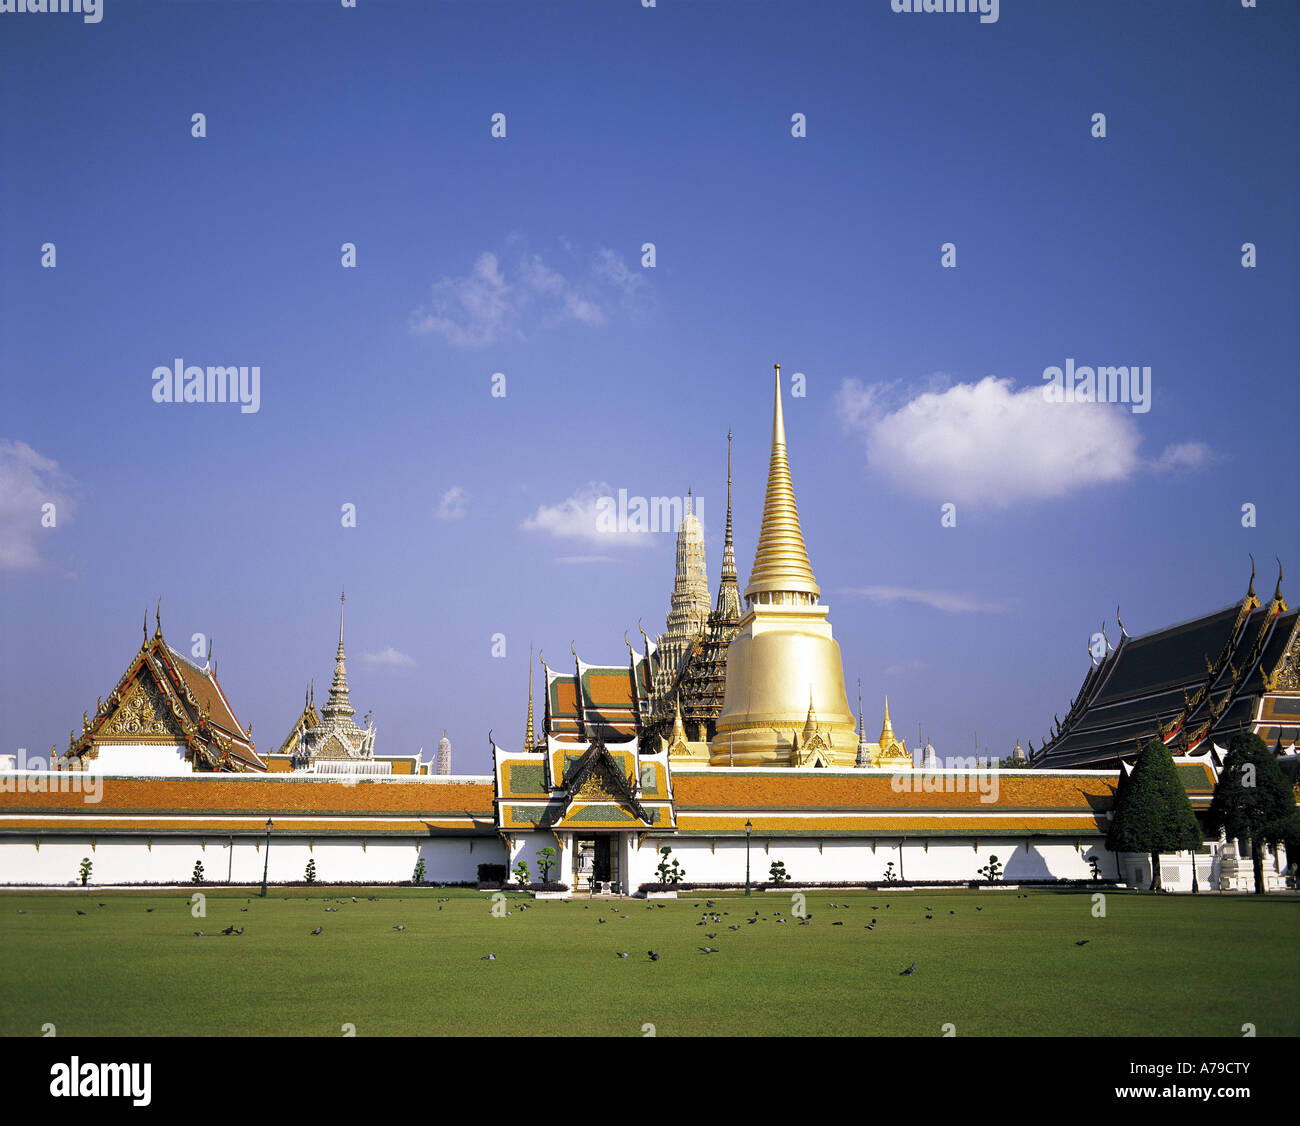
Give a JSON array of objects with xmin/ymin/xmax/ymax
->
[{"xmin": 37, "ymin": 891, "xmax": 1097, "ymax": 971}]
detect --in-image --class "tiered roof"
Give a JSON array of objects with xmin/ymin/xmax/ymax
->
[
  {"xmin": 1034, "ymin": 562, "xmax": 1297, "ymax": 769},
  {"xmin": 542, "ymin": 648, "xmax": 653, "ymax": 743},
  {"xmin": 494, "ymin": 736, "xmax": 675, "ymax": 832},
  {"xmin": 67, "ymin": 611, "xmax": 263, "ymax": 773}
]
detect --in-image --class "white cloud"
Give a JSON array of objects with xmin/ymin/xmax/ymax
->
[
  {"xmin": 409, "ymin": 251, "xmax": 510, "ymax": 349},
  {"xmin": 435, "ymin": 486, "xmax": 467, "ymax": 521},
  {"xmin": 410, "ymin": 244, "xmax": 642, "ymax": 348},
  {"xmin": 553, "ymin": 555, "xmax": 620, "ymax": 565},
  {"xmin": 0, "ymin": 440, "xmax": 75, "ymax": 571},
  {"xmin": 360, "ymin": 647, "xmax": 415, "ymax": 668},
  {"xmin": 1148, "ymin": 441, "xmax": 1214, "ymax": 473},
  {"xmin": 838, "ymin": 375, "xmax": 1155, "ymax": 509},
  {"xmin": 840, "ymin": 584, "xmax": 1007, "ymax": 614},
  {"xmin": 521, "ymin": 482, "xmax": 653, "ymax": 549}
]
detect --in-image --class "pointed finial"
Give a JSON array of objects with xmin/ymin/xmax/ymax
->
[
  {"xmin": 524, "ymin": 643, "xmax": 537, "ymax": 752},
  {"xmin": 1274, "ymin": 556, "xmax": 1284, "ymax": 603},
  {"xmin": 1116, "ymin": 605, "xmax": 1129, "ymax": 639},
  {"xmin": 1248, "ymin": 554, "xmax": 1256, "ymax": 600},
  {"xmin": 206, "ymin": 637, "xmax": 213, "ymax": 667},
  {"xmin": 745, "ymin": 361, "xmax": 819, "ymax": 603},
  {"xmin": 142, "ymin": 611, "xmax": 148, "ymax": 647}
]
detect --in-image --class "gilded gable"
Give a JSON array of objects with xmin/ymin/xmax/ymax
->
[{"xmin": 100, "ymin": 675, "xmax": 187, "ymax": 743}]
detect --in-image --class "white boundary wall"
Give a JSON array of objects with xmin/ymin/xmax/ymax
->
[{"xmin": 0, "ymin": 835, "xmax": 507, "ymax": 886}]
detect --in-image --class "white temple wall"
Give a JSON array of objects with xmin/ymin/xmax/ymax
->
[
  {"xmin": 628, "ymin": 836, "xmax": 1120, "ymax": 886},
  {"xmin": 504, "ymin": 831, "xmax": 563, "ymax": 882},
  {"xmin": 0, "ymin": 834, "xmax": 501, "ymax": 886},
  {"xmin": 84, "ymin": 745, "xmax": 194, "ymax": 775}
]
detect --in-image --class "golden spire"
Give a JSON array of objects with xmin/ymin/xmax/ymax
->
[
  {"xmin": 744, "ymin": 364, "xmax": 820, "ymax": 603},
  {"xmin": 802, "ymin": 687, "xmax": 819, "ymax": 742},
  {"xmin": 524, "ymin": 644, "xmax": 537, "ymax": 751},
  {"xmin": 672, "ymin": 693, "xmax": 687, "ymax": 744},
  {"xmin": 879, "ymin": 696, "xmax": 896, "ymax": 747}
]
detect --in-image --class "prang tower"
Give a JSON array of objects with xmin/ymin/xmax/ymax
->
[{"xmin": 710, "ymin": 365, "xmax": 857, "ymax": 765}]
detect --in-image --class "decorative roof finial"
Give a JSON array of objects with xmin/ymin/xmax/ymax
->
[
  {"xmin": 1274, "ymin": 556, "xmax": 1284, "ymax": 604},
  {"xmin": 1116, "ymin": 605, "xmax": 1129, "ymax": 639},
  {"xmin": 142, "ymin": 611, "xmax": 148, "ymax": 648},
  {"xmin": 879, "ymin": 696, "xmax": 896, "ymax": 747},
  {"xmin": 524, "ymin": 643, "xmax": 537, "ymax": 752},
  {"xmin": 1248, "ymin": 554, "xmax": 1256, "ymax": 600},
  {"xmin": 321, "ymin": 593, "xmax": 355, "ymax": 720},
  {"xmin": 155, "ymin": 597, "xmax": 161, "ymax": 638}
]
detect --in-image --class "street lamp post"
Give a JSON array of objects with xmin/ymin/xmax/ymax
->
[
  {"xmin": 745, "ymin": 820, "xmax": 753, "ymax": 896},
  {"xmin": 260, "ymin": 818, "xmax": 274, "ymax": 898}
]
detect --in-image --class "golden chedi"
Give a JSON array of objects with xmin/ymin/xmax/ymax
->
[{"xmin": 711, "ymin": 365, "xmax": 857, "ymax": 766}]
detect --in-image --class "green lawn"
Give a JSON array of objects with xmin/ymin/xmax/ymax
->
[{"xmin": 1, "ymin": 887, "xmax": 1295, "ymax": 1036}]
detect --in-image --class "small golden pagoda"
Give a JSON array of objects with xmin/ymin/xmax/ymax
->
[{"xmin": 710, "ymin": 365, "xmax": 858, "ymax": 765}]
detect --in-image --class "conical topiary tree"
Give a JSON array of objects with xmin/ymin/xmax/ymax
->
[
  {"xmin": 1106, "ymin": 739, "xmax": 1203, "ymax": 890},
  {"xmin": 1206, "ymin": 732, "xmax": 1298, "ymax": 895}
]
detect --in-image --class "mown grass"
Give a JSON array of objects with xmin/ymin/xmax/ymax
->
[{"xmin": 1, "ymin": 887, "xmax": 1295, "ymax": 1036}]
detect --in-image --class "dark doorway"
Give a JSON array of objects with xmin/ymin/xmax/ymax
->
[{"xmin": 594, "ymin": 836, "xmax": 612, "ymax": 884}]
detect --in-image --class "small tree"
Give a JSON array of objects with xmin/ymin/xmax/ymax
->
[
  {"xmin": 882, "ymin": 861, "xmax": 897, "ymax": 883},
  {"xmin": 1107, "ymin": 740, "xmax": 1203, "ymax": 890},
  {"xmin": 768, "ymin": 859, "xmax": 789, "ymax": 885},
  {"xmin": 1206, "ymin": 732, "xmax": 1298, "ymax": 895},
  {"xmin": 536, "ymin": 846, "xmax": 556, "ymax": 883},
  {"xmin": 78, "ymin": 857, "xmax": 92, "ymax": 887},
  {"xmin": 191, "ymin": 860, "xmax": 205, "ymax": 885},
  {"xmin": 413, "ymin": 857, "xmax": 427, "ymax": 884},
  {"xmin": 1087, "ymin": 854, "xmax": 1101, "ymax": 881},
  {"xmin": 977, "ymin": 854, "xmax": 1002, "ymax": 882},
  {"xmin": 513, "ymin": 859, "xmax": 530, "ymax": 886},
  {"xmin": 304, "ymin": 858, "xmax": 317, "ymax": 885},
  {"xmin": 656, "ymin": 846, "xmax": 684, "ymax": 885}
]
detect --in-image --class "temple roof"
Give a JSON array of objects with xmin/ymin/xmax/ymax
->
[
  {"xmin": 69, "ymin": 619, "xmax": 263, "ymax": 773},
  {"xmin": 1034, "ymin": 564, "xmax": 1296, "ymax": 769},
  {"xmin": 542, "ymin": 650, "xmax": 651, "ymax": 742}
]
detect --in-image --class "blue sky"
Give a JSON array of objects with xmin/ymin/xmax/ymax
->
[{"xmin": 2, "ymin": 0, "xmax": 1296, "ymax": 774}]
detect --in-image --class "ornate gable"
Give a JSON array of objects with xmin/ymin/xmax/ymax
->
[{"xmin": 99, "ymin": 672, "xmax": 190, "ymax": 744}]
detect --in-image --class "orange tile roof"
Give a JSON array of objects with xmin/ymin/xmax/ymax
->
[
  {"xmin": 0, "ymin": 778, "xmax": 496, "ymax": 817},
  {"xmin": 671, "ymin": 772, "xmax": 1118, "ymax": 812},
  {"xmin": 676, "ymin": 814, "xmax": 1107, "ymax": 835},
  {"xmin": 587, "ymin": 671, "xmax": 634, "ymax": 708},
  {"xmin": 0, "ymin": 817, "xmax": 480, "ymax": 835}
]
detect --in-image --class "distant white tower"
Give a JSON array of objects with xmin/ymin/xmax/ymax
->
[
  {"xmin": 922, "ymin": 738, "xmax": 938, "ymax": 770},
  {"xmin": 436, "ymin": 730, "xmax": 451, "ymax": 775}
]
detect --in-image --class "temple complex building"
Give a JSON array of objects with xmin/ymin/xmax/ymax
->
[
  {"xmin": 710, "ymin": 366, "xmax": 859, "ymax": 765},
  {"xmin": 1033, "ymin": 561, "xmax": 1299, "ymax": 769},
  {"xmin": 9, "ymin": 367, "xmax": 1289, "ymax": 893},
  {"xmin": 56, "ymin": 604, "xmax": 263, "ymax": 774}
]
